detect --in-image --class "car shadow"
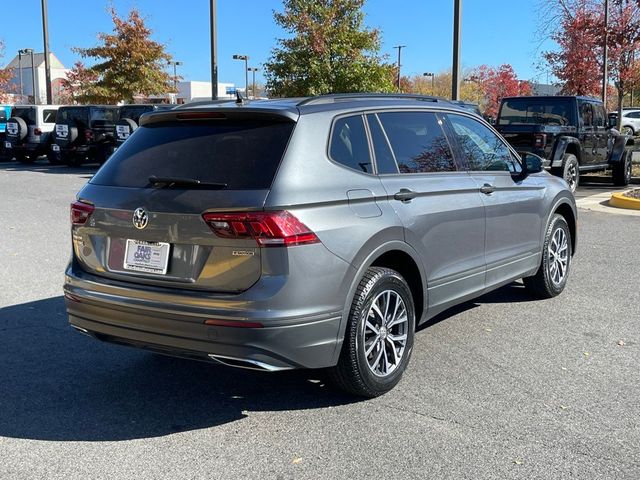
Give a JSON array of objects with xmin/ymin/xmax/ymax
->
[
  {"xmin": 0, "ymin": 158, "xmax": 98, "ymax": 177},
  {"xmin": 0, "ymin": 296, "xmax": 356, "ymax": 442}
]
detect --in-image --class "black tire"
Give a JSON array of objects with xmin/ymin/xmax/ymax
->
[
  {"xmin": 15, "ymin": 152, "xmax": 35, "ymax": 164},
  {"xmin": 612, "ymin": 150, "xmax": 631, "ymax": 187},
  {"xmin": 621, "ymin": 125, "xmax": 635, "ymax": 136},
  {"xmin": 551, "ymin": 153, "xmax": 579, "ymax": 193},
  {"xmin": 523, "ymin": 214, "xmax": 572, "ymax": 299},
  {"xmin": 65, "ymin": 153, "xmax": 84, "ymax": 167},
  {"xmin": 329, "ymin": 267, "xmax": 416, "ymax": 398}
]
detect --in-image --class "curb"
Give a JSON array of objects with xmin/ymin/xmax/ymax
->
[{"xmin": 610, "ymin": 191, "xmax": 640, "ymax": 210}]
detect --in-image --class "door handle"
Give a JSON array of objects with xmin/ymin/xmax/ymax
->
[
  {"xmin": 393, "ymin": 188, "xmax": 418, "ymax": 202},
  {"xmin": 479, "ymin": 183, "xmax": 495, "ymax": 195}
]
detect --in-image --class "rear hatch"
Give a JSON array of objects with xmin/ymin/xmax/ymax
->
[
  {"xmin": 72, "ymin": 109, "xmax": 297, "ymax": 293},
  {"xmin": 8, "ymin": 106, "xmax": 36, "ymax": 146}
]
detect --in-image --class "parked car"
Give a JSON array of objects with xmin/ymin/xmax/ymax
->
[
  {"xmin": 64, "ymin": 94, "xmax": 577, "ymax": 397},
  {"xmin": 0, "ymin": 104, "xmax": 12, "ymax": 161},
  {"xmin": 609, "ymin": 108, "xmax": 640, "ymax": 136},
  {"xmin": 495, "ymin": 95, "xmax": 633, "ymax": 192},
  {"xmin": 51, "ymin": 105, "xmax": 119, "ymax": 166},
  {"xmin": 4, "ymin": 105, "xmax": 60, "ymax": 163},
  {"xmin": 114, "ymin": 104, "xmax": 174, "ymax": 149}
]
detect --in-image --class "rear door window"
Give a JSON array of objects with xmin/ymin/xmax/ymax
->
[
  {"xmin": 91, "ymin": 120, "xmax": 295, "ymax": 190},
  {"xmin": 42, "ymin": 109, "xmax": 57, "ymax": 124},
  {"xmin": 329, "ymin": 115, "xmax": 373, "ymax": 173},
  {"xmin": 376, "ymin": 111, "xmax": 457, "ymax": 173},
  {"xmin": 57, "ymin": 108, "xmax": 89, "ymax": 128}
]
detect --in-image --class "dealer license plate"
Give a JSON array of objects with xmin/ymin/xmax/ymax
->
[{"xmin": 123, "ymin": 239, "xmax": 170, "ymax": 274}]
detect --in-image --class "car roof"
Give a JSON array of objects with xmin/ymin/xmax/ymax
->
[{"xmin": 172, "ymin": 93, "xmax": 470, "ymax": 119}]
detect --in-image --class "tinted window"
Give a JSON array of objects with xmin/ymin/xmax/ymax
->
[
  {"xmin": 448, "ymin": 114, "xmax": 520, "ymax": 173},
  {"xmin": 43, "ymin": 109, "xmax": 57, "ymax": 123},
  {"xmin": 592, "ymin": 104, "xmax": 605, "ymax": 127},
  {"xmin": 626, "ymin": 111, "xmax": 640, "ymax": 119},
  {"xmin": 90, "ymin": 107, "xmax": 117, "ymax": 123},
  {"xmin": 57, "ymin": 108, "xmax": 89, "ymax": 126},
  {"xmin": 377, "ymin": 111, "xmax": 456, "ymax": 173},
  {"xmin": 0, "ymin": 109, "xmax": 6, "ymax": 123},
  {"xmin": 12, "ymin": 107, "xmax": 37, "ymax": 125},
  {"xmin": 579, "ymin": 101, "xmax": 593, "ymax": 127},
  {"xmin": 91, "ymin": 120, "xmax": 295, "ymax": 190},
  {"xmin": 329, "ymin": 115, "xmax": 372, "ymax": 173},
  {"xmin": 498, "ymin": 98, "xmax": 573, "ymax": 126},
  {"xmin": 119, "ymin": 106, "xmax": 153, "ymax": 122},
  {"xmin": 367, "ymin": 114, "xmax": 398, "ymax": 174}
]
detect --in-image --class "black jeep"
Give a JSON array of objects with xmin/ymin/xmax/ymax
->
[
  {"xmin": 495, "ymin": 96, "xmax": 633, "ymax": 191},
  {"xmin": 51, "ymin": 105, "xmax": 119, "ymax": 166},
  {"xmin": 114, "ymin": 104, "xmax": 173, "ymax": 149}
]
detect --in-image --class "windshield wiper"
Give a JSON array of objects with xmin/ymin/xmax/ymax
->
[{"xmin": 148, "ymin": 176, "xmax": 228, "ymax": 189}]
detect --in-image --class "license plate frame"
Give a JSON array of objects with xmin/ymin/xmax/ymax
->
[
  {"xmin": 51, "ymin": 144, "xmax": 60, "ymax": 152},
  {"xmin": 123, "ymin": 239, "xmax": 170, "ymax": 275}
]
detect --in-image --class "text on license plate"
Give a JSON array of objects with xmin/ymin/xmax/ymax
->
[{"xmin": 123, "ymin": 239, "xmax": 170, "ymax": 274}]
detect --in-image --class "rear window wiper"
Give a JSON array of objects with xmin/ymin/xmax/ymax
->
[{"xmin": 148, "ymin": 176, "xmax": 228, "ymax": 189}]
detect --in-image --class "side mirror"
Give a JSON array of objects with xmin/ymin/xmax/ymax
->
[{"xmin": 517, "ymin": 152, "xmax": 544, "ymax": 175}]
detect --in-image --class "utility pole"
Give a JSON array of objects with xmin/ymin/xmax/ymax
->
[
  {"xmin": 210, "ymin": 0, "xmax": 218, "ymax": 100},
  {"xmin": 41, "ymin": 0, "xmax": 52, "ymax": 104},
  {"xmin": 423, "ymin": 72, "xmax": 435, "ymax": 95},
  {"xmin": 18, "ymin": 51, "xmax": 23, "ymax": 98},
  {"xmin": 168, "ymin": 61, "xmax": 183, "ymax": 91},
  {"xmin": 452, "ymin": 0, "xmax": 462, "ymax": 100},
  {"xmin": 393, "ymin": 45, "xmax": 406, "ymax": 92}
]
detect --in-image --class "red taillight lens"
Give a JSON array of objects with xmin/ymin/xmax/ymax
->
[
  {"xmin": 85, "ymin": 129, "xmax": 94, "ymax": 140},
  {"xmin": 70, "ymin": 201, "xmax": 95, "ymax": 225},
  {"xmin": 534, "ymin": 133, "xmax": 547, "ymax": 148},
  {"xmin": 202, "ymin": 211, "xmax": 320, "ymax": 247},
  {"xmin": 34, "ymin": 127, "xmax": 42, "ymax": 135}
]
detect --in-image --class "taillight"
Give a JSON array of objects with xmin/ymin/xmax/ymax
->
[
  {"xmin": 34, "ymin": 128, "xmax": 42, "ymax": 135},
  {"xmin": 70, "ymin": 201, "xmax": 94, "ymax": 225},
  {"xmin": 202, "ymin": 211, "xmax": 320, "ymax": 247},
  {"xmin": 85, "ymin": 129, "xmax": 94, "ymax": 141},
  {"xmin": 534, "ymin": 133, "xmax": 547, "ymax": 148}
]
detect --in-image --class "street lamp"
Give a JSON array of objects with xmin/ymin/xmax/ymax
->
[
  {"xmin": 232, "ymin": 54, "xmax": 249, "ymax": 99},
  {"xmin": 167, "ymin": 60, "xmax": 183, "ymax": 91},
  {"xmin": 423, "ymin": 72, "xmax": 434, "ymax": 95},
  {"xmin": 247, "ymin": 67, "xmax": 259, "ymax": 98},
  {"xmin": 17, "ymin": 51, "xmax": 23, "ymax": 98},
  {"xmin": 19, "ymin": 48, "xmax": 36, "ymax": 104}
]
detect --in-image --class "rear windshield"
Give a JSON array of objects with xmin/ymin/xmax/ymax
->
[
  {"xmin": 118, "ymin": 106, "xmax": 152, "ymax": 122},
  {"xmin": 90, "ymin": 120, "xmax": 295, "ymax": 190},
  {"xmin": 11, "ymin": 107, "xmax": 37, "ymax": 126},
  {"xmin": 57, "ymin": 108, "xmax": 89, "ymax": 126},
  {"xmin": 91, "ymin": 107, "xmax": 117, "ymax": 123},
  {"xmin": 498, "ymin": 98, "xmax": 574, "ymax": 126}
]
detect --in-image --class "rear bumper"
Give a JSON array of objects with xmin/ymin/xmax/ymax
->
[{"xmin": 64, "ymin": 262, "xmax": 350, "ymax": 370}]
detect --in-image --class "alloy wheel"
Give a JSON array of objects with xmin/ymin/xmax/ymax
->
[
  {"xmin": 548, "ymin": 227, "xmax": 569, "ymax": 285},
  {"xmin": 565, "ymin": 162, "xmax": 578, "ymax": 192},
  {"xmin": 362, "ymin": 290, "xmax": 409, "ymax": 377}
]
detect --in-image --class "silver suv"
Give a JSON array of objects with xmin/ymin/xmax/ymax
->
[{"xmin": 64, "ymin": 94, "xmax": 577, "ymax": 397}]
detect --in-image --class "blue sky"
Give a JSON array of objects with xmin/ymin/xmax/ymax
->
[{"xmin": 2, "ymin": 0, "xmax": 556, "ymax": 88}]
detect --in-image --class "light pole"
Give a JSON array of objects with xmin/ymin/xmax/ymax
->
[
  {"xmin": 167, "ymin": 60, "xmax": 183, "ymax": 91},
  {"xmin": 233, "ymin": 54, "xmax": 249, "ymax": 98},
  {"xmin": 247, "ymin": 67, "xmax": 259, "ymax": 98},
  {"xmin": 423, "ymin": 72, "xmax": 434, "ymax": 95},
  {"xmin": 19, "ymin": 49, "xmax": 36, "ymax": 104},
  {"xmin": 393, "ymin": 45, "xmax": 406, "ymax": 92},
  {"xmin": 41, "ymin": 0, "xmax": 52, "ymax": 104},
  {"xmin": 452, "ymin": 0, "xmax": 462, "ymax": 100},
  {"xmin": 603, "ymin": 0, "xmax": 609, "ymax": 107},
  {"xmin": 210, "ymin": 0, "xmax": 218, "ymax": 100}
]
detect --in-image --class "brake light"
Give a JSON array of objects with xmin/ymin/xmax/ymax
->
[
  {"xmin": 534, "ymin": 133, "xmax": 547, "ymax": 148},
  {"xmin": 202, "ymin": 211, "xmax": 320, "ymax": 247},
  {"xmin": 34, "ymin": 128, "xmax": 42, "ymax": 135},
  {"xmin": 85, "ymin": 129, "xmax": 94, "ymax": 140},
  {"xmin": 70, "ymin": 201, "xmax": 95, "ymax": 225}
]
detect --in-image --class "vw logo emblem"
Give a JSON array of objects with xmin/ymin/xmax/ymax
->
[{"xmin": 132, "ymin": 207, "xmax": 149, "ymax": 230}]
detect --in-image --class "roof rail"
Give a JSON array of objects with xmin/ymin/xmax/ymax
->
[{"xmin": 297, "ymin": 93, "xmax": 449, "ymax": 106}]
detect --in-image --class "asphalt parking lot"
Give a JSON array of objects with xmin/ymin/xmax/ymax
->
[{"xmin": 1, "ymin": 161, "xmax": 639, "ymax": 480}]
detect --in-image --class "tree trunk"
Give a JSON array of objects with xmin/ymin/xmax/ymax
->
[{"xmin": 617, "ymin": 88, "xmax": 624, "ymax": 131}]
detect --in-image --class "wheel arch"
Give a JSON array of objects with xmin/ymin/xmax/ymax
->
[{"xmin": 551, "ymin": 199, "xmax": 577, "ymax": 256}]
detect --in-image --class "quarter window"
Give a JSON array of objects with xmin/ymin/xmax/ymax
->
[
  {"xmin": 447, "ymin": 114, "xmax": 520, "ymax": 173},
  {"xmin": 43, "ymin": 109, "xmax": 57, "ymax": 123},
  {"xmin": 329, "ymin": 115, "xmax": 373, "ymax": 173},
  {"xmin": 376, "ymin": 111, "xmax": 456, "ymax": 173},
  {"xmin": 366, "ymin": 114, "xmax": 398, "ymax": 174}
]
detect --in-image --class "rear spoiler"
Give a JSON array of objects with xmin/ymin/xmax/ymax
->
[{"xmin": 139, "ymin": 107, "xmax": 299, "ymax": 126}]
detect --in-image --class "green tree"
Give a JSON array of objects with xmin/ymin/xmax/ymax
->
[
  {"xmin": 264, "ymin": 0, "xmax": 395, "ymax": 96},
  {"xmin": 73, "ymin": 7, "xmax": 173, "ymax": 103}
]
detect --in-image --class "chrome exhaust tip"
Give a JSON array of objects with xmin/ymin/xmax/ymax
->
[{"xmin": 207, "ymin": 354, "xmax": 292, "ymax": 372}]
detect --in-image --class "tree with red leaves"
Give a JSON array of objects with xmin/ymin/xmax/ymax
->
[
  {"xmin": 473, "ymin": 64, "xmax": 532, "ymax": 118},
  {"xmin": 58, "ymin": 61, "xmax": 99, "ymax": 104},
  {"xmin": 0, "ymin": 39, "xmax": 14, "ymax": 102},
  {"xmin": 543, "ymin": 1, "xmax": 602, "ymax": 96}
]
